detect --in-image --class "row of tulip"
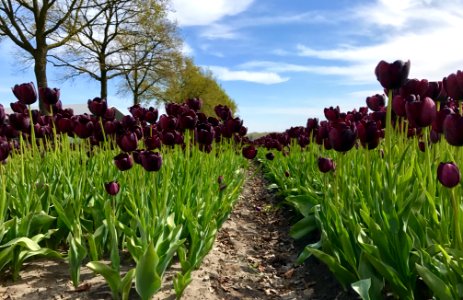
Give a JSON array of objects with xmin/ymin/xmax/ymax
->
[
  {"xmin": 0, "ymin": 86, "xmax": 253, "ymax": 299},
  {"xmin": 257, "ymin": 60, "xmax": 463, "ymax": 299}
]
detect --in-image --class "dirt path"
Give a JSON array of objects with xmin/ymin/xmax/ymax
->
[{"xmin": 0, "ymin": 166, "xmax": 356, "ymax": 299}]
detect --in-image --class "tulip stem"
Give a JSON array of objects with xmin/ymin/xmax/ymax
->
[
  {"xmin": 385, "ymin": 89, "xmax": 393, "ymax": 172},
  {"xmin": 451, "ymin": 188, "xmax": 463, "ymax": 250}
]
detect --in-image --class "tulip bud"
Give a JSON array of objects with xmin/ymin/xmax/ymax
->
[
  {"xmin": 114, "ymin": 152, "xmax": 133, "ymax": 171},
  {"xmin": 366, "ymin": 94, "xmax": 386, "ymax": 112},
  {"xmin": 12, "ymin": 82, "xmax": 37, "ymax": 105},
  {"xmin": 318, "ymin": 157, "xmax": 335, "ymax": 173},
  {"xmin": 437, "ymin": 162, "xmax": 460, "ymax": 188},
  {"xmin": 104, "ymin": 181, "xmax": 120, "ymax": 196},
  {"xmin": 375, "ymin": 60, "xmax": 410, "ymax": 90},
  {"xmin": 242, "ymin": 145, "xmax": 257, "ymax": 159},
  {"xmin": 39, "ymin": 87, "xmax": 60, "ymax": 105},
  {"xmin": 140, "ymin": 151, "xmax": 162, "ymax": 171},
  {"xmin": 265, "ymin": 152, "xmax": 275, "ymax": 160},
  {"xmin": 87, "ymin": 97, "xmax": 108, "ymax": 116}
]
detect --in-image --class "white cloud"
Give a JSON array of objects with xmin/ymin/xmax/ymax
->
[
  {"xmin": 207, "ymin": 66, "xmax": 289, "ymax": 84},
  {"xmin": 200, "ymin": 23, "xmax": 239, "ymax": 40},
  {"xmin": 287, "ymin": 1, "xmax": 463, "ymax": 84},
  {"xmin": 181, "ymin": 42, "xmax": 194, "ymax": 55},
  {"xmin": 169, "ymin": 0, "xmax": 254, "ymax": 26}
]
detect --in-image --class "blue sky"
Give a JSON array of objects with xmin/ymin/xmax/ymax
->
[{"xmin": 2, "ymin": 0, "xmax": 463, "ymax": 132}]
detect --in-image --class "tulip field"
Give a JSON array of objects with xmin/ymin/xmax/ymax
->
[{"xmin": 2, "ymin": 59, "xmax": 463, "ymax": 300}]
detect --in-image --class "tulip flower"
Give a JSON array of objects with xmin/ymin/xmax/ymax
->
[
  {"xmin": 117, "ymin": 131, "xmax": 138, "ymax": 152},
  {"xmin": 265, "ymin": 152, "xmax": 275, "ymax": 160},
  {"xmin": 328, "ymin": 122, "xmax": 357, "ymax": 152},
  {"xmin": 443, "ymin": 71, "xmax": 463, "ymax": 100},
  {"xmin": 140, "ymin": 151, "xmax": 162, "ymax": 171},
  {"xmin": 186, "ymin": 98, "xmax": 202, "ymax": 111},
  {"xmin": 145, "ymin": 107, "xmax": 158, "ymax": 124},
  {"xmin": 12, "ymin": 82, "xmax": 37, "ymax": 105},
  {"xmin": 104, "ymin": 107, "xmax": 116, "ymax": 121},
  {"xmin": 114, "ymin": 152, "xmax": 133, "ymax": 171},
  {"xmin": 443, "ymin": 113, "xmax": 463, "ymax": 146},
  {"xmin": 0, "ymin": 138, "xmax": 11, "ymax": 161},
  {"xmin": 87, "ymin": 97, "xmax": 108, "ymax": 116},
  {"xmin": 375, "ymin": 60, "xmax": 410, "ymax": 90},
  {"xmin": 214, "ymin": 104, "xmax": 232, "ymax": 121},
  {"xmin": 437, "ymin": 162, "xmax": 460, "ymax": 188},
  {"xmin": 405, "ymin": 95, "xmax": 436, "ymax": 128},
  {"xmin": 39, "ymin": 87, "xmax": 60, "ymax": 106},
  {"xmin": 104, "ymin": 181, "xmax": 120, "ymax": 196},
  {"xmin": 357, "ymin": 120, "xmax": 380, "ymax": 150},
  {"xmin": 400, "ymin": 79, "xmax": 429, "ymax": 99},
  {"xmin": 10, "ymin": 101, "xmax": 27, "ymax": 113},
  {"xmin": 324, "ymin": 106, "xmax": 340, "ymax": 121},
  {"xmin": 366, "ymin": 94, "xmax": 386, "ymax": 112},
  {"xmin": 242, "ymin": 145, "xmax": 257, "ymax": 159},
  {"xmin": 318, "ymin": 157, "xmax": 335, "ymax": 173}
]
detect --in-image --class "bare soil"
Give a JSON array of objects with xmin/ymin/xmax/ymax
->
[{"xmin": 0, "ymin": 166, "xmax": 358, "ymax": 300}]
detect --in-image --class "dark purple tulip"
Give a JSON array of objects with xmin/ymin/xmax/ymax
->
[
  {"xmin": 306, "ymin": 118, "xmax": 319, "ymax": 133},
  {"xmin": 366, "ymin": 94, "xmax": 386, "ymax": 112},
  {"xmin": 214, "ymin": 104, "xmax": 232, "ymax": 121},
  {"xmin": 129, "ymin": 104, "xmax": 146, "ymax": 119},
  {"xmin": 357, "ymin": 120, "xmax": 380, "ymax": 150},
  {"xmin": 161, "ymin": 130, "xmax": 176, "ymax": 146},
  {"xmin": 9, "ymin": 113, "xmax": 30, "ymax": 131},
  {"xmin": 318, "ymin": 157, "xmax": 335, "ymax": 173},
  {"xmin": 197, "ymin": 123, "xmax": 214, "ymax": 145},
  {"xmin": 87, "ymin": 97, "xmax": 108, "ymax": 116},
  {"xmin": 218, "ymin": 175, "xmax": 224, "ymax": 184},
  {"xmin": 73, "ymin": 117, "xmax": 94, "ymax": 139},
  {"xmin": 239, "ymin": 126, "xmax": 248, "ymax": 136},
  {"xmin": 418, "ymin": 141, "xmax": 426, "ymax": 152},
  {"xmin": 443, "ymin": 113, "xmax": 463, "ymax": 146},
  {"xmin": 179, "ymin": 110, "xmax": 198, "ymax": 130},
  {"xmin": 104, "ymin": 107, "xmax": 116, "ymax": 121},
  {"xmin": 12, "ymin": 82, "xmax": 37, "ymax": 105},
  {"xmin": 140, "ymin": 151, "xmax": 162, "ymax": 171},
  {"xmin": 242, "ymin": 145, "xmax": 257, "ymax": 159},
  {"xmin": 186, "ymin": 98, "xmax": 202, "ymax": 111},
  {"xmin": 433, "ymin": 107, "xmax": 453, "ymax": 133},
  {"xmin": 114, "ymin": 152, "xmax": 133, "ymax": 171},
  {"xmin": 144, "ymin": 136, "xmax": 161, "ymax": 150},
  {"xmin": 104, "ymin": 181, "xmax": 120, "ymax": 196},
  {"xmin": 103, "ymin": 120, "xmax": 117, "ymax": 135},
  {"xmin": 265, "ymin": 152, "xmax": 275, "ymax": 160},
  {"xmin": 159, "ymin": 115, "xmax": 177, "ymax": 131},
  {"xmin": 57, "ymin": 118, "xmax": 73, "ymax": 134},
  {"xmin": 405, "ymin": 95, "xmax": 436, "ymax": 128},
  {"xmin": 437, "ymin": 162, "xmax": 460, "ymax": 188},
  {"xmin": 10, "ymin": 101, "xmax": 27, "ymax": 113},
  {"xmin": 443, "ymin": 71, "xmax": 463, "ymax": 100},
  {"xmin": 400, "ymin": 79, "xmax": 429, "ymax": 98},
  {"xmin": 165, "ymin": 103, "xmax": 182, "ymax": 117},
  {"xmin": 392, "ymin": 95, "xmax": 407, "ymax": 117},
  {"xmin": 39, "ymin": 87, "xmax": 60, "ymax": 105},
  {"xmin": 0, "ymin": 138, "xmax": 11, "ymax": 161},
  {"xmin": 430, "ymin": 130, "xmax": 441, "ymax": 144},
  {"xmin": 328, "ymin": 122, "xmax": 357, "ymax": 152},
  {"xmin": 121, "ymin": 115, "xmax": 137, "ymax": 128},
  {"xmin": 375, "ymin": 60, "xmax": 410, "ymax": 90},
  {"xmin": 145, "ymin": 107, "xmax": 158, "ymax": 124},
  {"xmin": 324, "ymin": 106, "xmax": 340, "ymax": 121},
  {"xmin": 117, "ymin": 132, "xmax": 138, "ymax": 152}
]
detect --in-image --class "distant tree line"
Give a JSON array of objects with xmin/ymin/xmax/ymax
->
[{"xmin": 0, "ymin": 0, "xmax": 236, "ymax": 114}]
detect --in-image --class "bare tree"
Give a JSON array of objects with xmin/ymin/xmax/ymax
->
[
  {"xmin": 49, "ymin": 0, "xmax": 138, "ymax": 100},
  {"xmin": 0, "ymin": 0, "xmax": 105, "ymax": 111},
  {"xmin": 117, "ymin": 0, "xmax": 182, "ymax": 105}
]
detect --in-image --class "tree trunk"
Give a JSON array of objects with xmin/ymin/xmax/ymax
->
[
  {"xmin": 133, "ymin": 68, "xmax": 139, "ymax": 105},
  {"xmin": 101, "ymin": 70, "xmax": 108, "ymax": 100},
  {"xmin": 34, "ymin": 49, "xmax": 48, "ymax": 113}
]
